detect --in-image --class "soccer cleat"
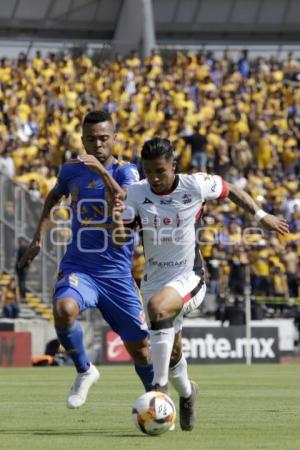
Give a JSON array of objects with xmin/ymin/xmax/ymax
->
[
  {"xmin": 179, "ymin": 380, "xmax": 199, "ymax": 431},
  {"xmin": 66, "ymin": 364, "xmax": 100, "ymax": 409}
]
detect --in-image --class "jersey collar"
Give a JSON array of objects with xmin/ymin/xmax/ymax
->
[{"xmin": 150, "ymin": 174, "xmax": 179, "ymax": 196}]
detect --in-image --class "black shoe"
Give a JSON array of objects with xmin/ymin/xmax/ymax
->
[
  {"xmin": 151, "ymin": 383, "xmax": 168, "ymax": 393},
  {"xmin": 179, "ymin": 381, "xmax": 199, "ymax": 431}
]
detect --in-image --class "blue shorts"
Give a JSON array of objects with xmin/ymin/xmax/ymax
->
[{"xmin": 53, "ymin": 272, "xmax": 148, "ymax": 342}]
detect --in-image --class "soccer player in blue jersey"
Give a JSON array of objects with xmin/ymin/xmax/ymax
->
[{"xmin": 18, "ymin": 110, "xmax": 153, "ymax": 408}]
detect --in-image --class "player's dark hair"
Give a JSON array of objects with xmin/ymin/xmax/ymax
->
[
  {"xmin": 141, "ymin": 137, "xmax": 174, "ymax": 161},
  {"xmin": 82, "ymin": 110, "xmax": 113, "ymax": 127}
]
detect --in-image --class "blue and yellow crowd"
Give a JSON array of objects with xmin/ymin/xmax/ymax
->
[{"xmin": 0, "ymin": 48, "xmax": 299, "ymax": 305}]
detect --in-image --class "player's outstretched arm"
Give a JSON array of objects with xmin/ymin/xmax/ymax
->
[
  {"xmin": 227, "ymin": 183, "xmax": 289, "ymax": 235},
  {"xmin": 78, "ymin": 155, "xmax": 125, "ymax": 199},
  {"xmin": 17, "ymin": 189, "xmax": 63, "ymax": 268}
]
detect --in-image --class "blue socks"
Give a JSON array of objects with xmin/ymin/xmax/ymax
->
[
  {"xmin": 134, "ymin": 363, "xmax": 154, "ymax": 392},
  {"xmin": 56, "ymin": 321, "xmax": 90, "ymax": 373},
  {"xmin": 56, "ymin": 321, "xmax": 154, "ymax": 388}
]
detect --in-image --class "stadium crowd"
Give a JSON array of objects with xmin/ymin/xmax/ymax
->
[{"xmin": 0, "ymin": 48, "xmax": 299, "ymax": 312}]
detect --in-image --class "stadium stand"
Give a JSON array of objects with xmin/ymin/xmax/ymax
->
[
  {"xmin": 0, "ymin": 272, "xmax": 53, "ymax": 320},
  {"xmin": 0, "ymin": 47, "xmax": 299, "ymax": 319}
]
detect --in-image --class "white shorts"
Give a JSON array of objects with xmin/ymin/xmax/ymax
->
[{"xmin": 142, "ymin": 271, "xmax": 206, "ymax": 333}]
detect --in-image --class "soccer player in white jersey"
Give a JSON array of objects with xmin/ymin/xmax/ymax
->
[{"xmin": 119, "ymin": 137, "xmax": 289, "ymax": 431}]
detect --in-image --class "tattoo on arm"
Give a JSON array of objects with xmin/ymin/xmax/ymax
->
[{"xmin": 227, "ymin": 183, "xmax": 259, "ymax": 215}]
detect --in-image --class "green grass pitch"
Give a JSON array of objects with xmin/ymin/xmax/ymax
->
[{"xmin": 0, "ymin": 365, "xmax": 300, "ymax": 450}]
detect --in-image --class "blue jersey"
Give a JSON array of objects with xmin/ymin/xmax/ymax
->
[{"xmin": 53, "ymin": 158, "xmax": 139, "ymax": 277}]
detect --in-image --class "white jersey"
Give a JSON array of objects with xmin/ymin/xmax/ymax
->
[{"xmin": 124, "ymin": 173, "xmax": 228, "ymax": 289}]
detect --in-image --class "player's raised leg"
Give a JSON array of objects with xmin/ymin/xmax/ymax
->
[
  {"xmin": 147, "ymin": 287, "xmax": 182, "ymax": 392},
  {"xmin": 53, "ymin": 293, "xmax": 100, "ymax": 409}
]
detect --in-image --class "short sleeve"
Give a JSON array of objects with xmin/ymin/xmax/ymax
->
[
  {"xmin": 53, "ymin": 164, "xmax": 70, "ymax": 197},
  {"xmin": 192, "ymin": 172, "xmax": 229, "ymax": 201},
  {"xmin": 116, "ymin": 163, "xmax": 140, "ymax": 189},
  {"xmin": 123, "ymin": 184, "xmax": 138, "ymax": 223}
]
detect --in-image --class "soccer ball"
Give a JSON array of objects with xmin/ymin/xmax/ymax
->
[{"xmin": 132, "ymin": 391, "xmax": 176, "ymax": 436}]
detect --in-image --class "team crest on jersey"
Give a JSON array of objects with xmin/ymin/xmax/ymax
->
[
  {"xmin": 211, "ymin": 178, "xmax": 217, "ymax": 192},
  {"xmin": 143, "ymin": 197, "xmax": 153, "ymax": 204},
  {"xmin": 160, "ymin": 198, "xmax": 173, "ymax": 205},
  {"xmin": 182, "ymin": 193, "xmax": 192, "ymax": 204},
  {"xmin": 87, "ymin": 181, "xmax": 97, "ymax": 189}
]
